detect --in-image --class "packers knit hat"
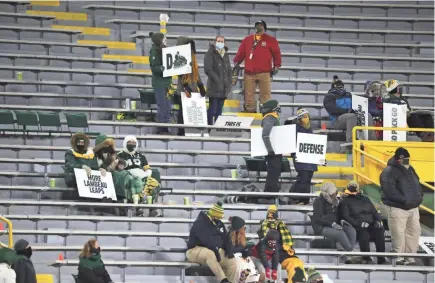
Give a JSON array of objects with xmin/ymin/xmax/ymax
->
[
  {"xmin": 208, "ymin": 201, "xmax": 224, "ymax": 220},
  {"xmin": 296, "ymin": 108, "xmax": 309, "ymax": 119},
  {"xmin": 229, "ymin": 216, "xmax": 245, "ymax": 230},
  {"xmin": 268, "ymin": 205, "xmax": 277, "ymax": 213},
  {"xmin": 394, "ymin": 147, "xmax": 410, "ymax": 160},
  {"xmin": 307, "ymin": 268, "xmax": 323, "ymax": 282},
  {"xmin": 346, "ymin": 180, "xmax": 360, "ymax": 193},
  {"xmin": 267, "ymin": 205, "xmax": 278, "ymax": 219}
]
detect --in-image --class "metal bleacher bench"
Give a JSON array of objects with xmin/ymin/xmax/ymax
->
[
  {"xmin": 0, "ymin": 25, "xmax": 82, "ymax": 37},
  {"xmin": 0, "ymin": 79, "xmax": 153, "ymax": 90},
  {"xmin": 0, "ymin": 39, "xmax": 106, "ymax": 55},
  {"xmin": 0, "ymin": 12, "xmax": 55, "ymax": 24}
]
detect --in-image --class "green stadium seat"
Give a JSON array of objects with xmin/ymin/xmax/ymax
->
[
  {"xmin": 15, "ymin": 110, "xmax": 39, "ymax": 131},
  {"xmin": 37, "ymin": 111, "xmax": 61, "ymax": 129},
  {"xmin": 64, "ymin": 112, "xmax": 99, "ymax": 136},
  {"xmin": 138, "ymin": 88, "xmax": 156, "ymax": 107},
  {"xmin": 0, "ymin": 109, "xmax": 16, "ymax": 130}
]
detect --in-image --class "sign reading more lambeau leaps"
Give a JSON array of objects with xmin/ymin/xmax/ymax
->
[
  {"xmin": 251, "ymin": 125, "xmax": 296, "ymax": 157},
  {"xmin": 352, "ymin": 95, "xmax": 369, "ymax": 140},
  {"xmin": 181, "ymin": 92, "xmax": 209, "ymax": 137},
  {"xmin": 162, "ymin": 44, "xmax": 192, "ymax": 77},
  {"xmin": 74, "ymin": 169, "xmax": 117, "ymax": 200},
  {"xmin": 383, "ymin": 103, "xmax": 407, "ymax": 142},
  {"xmin": 209, "ymin": 115, "xmax": 254, "ymax": 138},
  {"xmin": 296, "ymin": 133, "xmax": 327, "ymax": 165}
]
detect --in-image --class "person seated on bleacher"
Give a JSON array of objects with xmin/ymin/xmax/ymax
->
[
  {"xmin": 259, "ymin": 99, "xmax": 282, "ymax": 203},
  {"xmin": 323, "ymin": 76, "xmax": 376, "ymax": 142},
  {"xmin": 93, "ymin": 134, "xmax": 116, "ymax": 168},
  {"xmin": 176, "ymin": 36, "xmax": 206, "ymax": 136},
  {"xmin": 380, "ymin": 147, "xmax": 423, "ymax": 265},
  {"xmin": 117, "ymin": 135, "xmax": 152, "ymax": 180},
  {"xmin": 77, "ymin": 238, "xmax": 113, "ymax": 283},
  {"xmin": 63, "ymin": 133, "xmax": 101, "ymax": 189},
  {"xmin": 311, "ymin": 182, "xmax": 359, "ymax": 264},
  {"xmin": 339, "ymin": 181, "xmax": 387, "ymax": 265},
  {"xmin": 228, "ymin": 216, "xmax": 261, "ymax": 283},
  {"xmin": 382, "ymin": 79, "xmax": 434, "ymax": 142},
  {"xmin": 289, "ymin": 108, "xmax": 318, "ymax": 205},
  {"xmin": 258, "ymin": 205, "xmax": 308, "ymax": 283},
  {"xmin": 0, "ymin": 245, "xmax": 17, "ymax": 283},
  {"xmin": 186, "ymin": 202, "xmax": 236, "ymax": 283},
  {"xmin": 12, "ymin": 239, "xmax": 36, "ymax": 283},
  {"xmin": 251, "ymin": 229, "xmax": 280, "ymax": 283}
]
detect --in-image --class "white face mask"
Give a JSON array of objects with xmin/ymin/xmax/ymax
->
[
  {"xmin": 162, "ymin": 37, "xmax": 167, "ymax": 46},
  {"xmin": 215, "ymin": 42, "xmax": 225, "ymax": 50}
]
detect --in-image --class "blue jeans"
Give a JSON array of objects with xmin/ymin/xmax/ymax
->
[
  {"xmin": 207, "ymin": 98, "xmax": 225, "ymax": 125},
  {"xmin": 154, "ymin": 87, "xmax": 172, "ymax": 124}
]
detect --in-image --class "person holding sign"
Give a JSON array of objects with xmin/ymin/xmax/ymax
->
[
  {"xmin": 63, "ymin": 133, "xmax": 100, "ymax": 190},
  {"xmin": 339, "ymin": 181, "xmax": 387, "ymax": 265},
  {"xmin": 233, "ymin": 20, "xmax": 281, "ymax": 113},
  {"xmin": 380, "ymin": 147, "xmax": 423, "ymax": 265},
  {"xmin": 176, "ymin": 36, "xmax": 206, "ymax": 136},
  {"xmin": 260, "ymin": 100, "xmax": 282, "ymax": 199},
  {"xmin": 289, "ymin": 108, "xmax": 318, "ymax": 205},
  {"xmin": 323, "ymin": 76, "xmax": 375, "ymax": 142},
  {"xmin": 149, "ymin": 31, "xmax": 172, "ymax": 135},
  {"xmin": 204, "ymin": 36, "xmax": 232, "ymax": 125}
]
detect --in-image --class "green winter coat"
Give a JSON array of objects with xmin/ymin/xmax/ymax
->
[
  {"xmin": 112, "ymin": 170, "xmax": 144, "ymax": 201},
  {"xmin": 149, "ymin": 32, "xmax": 171, "ymax": 89},
  {"xmin": 0, "ymin": 246, "xmax": 21, "ymax": 266}
]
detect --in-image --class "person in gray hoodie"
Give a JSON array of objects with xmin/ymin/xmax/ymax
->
[
  {"xmin": 204, "ymin": 36, "xmax": 232, "ymax": 125},
  {"xmin": 12, "ymin": 239, "xmax": 36, "ymax": 283}
]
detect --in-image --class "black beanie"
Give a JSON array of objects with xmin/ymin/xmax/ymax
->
[
  {"xmin": 265, "ymin": 229, "xmax": 280, "ymax": 241},
  {"xmin": 254, "ymin": 20, "xmax": 267, "ymax": 31},
  {"xmin": 394, "ymin": 147, "xmax": 410, "ymax": 159},
  {"xmin": 230, "ymin": 216, "xmax": 245, "ymax": 230}
]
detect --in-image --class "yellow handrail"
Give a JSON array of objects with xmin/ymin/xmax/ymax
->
[
  {"xmin": 352, "ymin": 126, "xmax": 434, "ymax": 215},
  {"xmin": 0, "ymin": 216, "xmax": 13, "ymax": 248}
]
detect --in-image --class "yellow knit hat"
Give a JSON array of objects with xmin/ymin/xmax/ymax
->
[
  {"xmin": 208, "ymin": 202, "xmax": 224, "ymax": 220},
  {"xmin": 268, "ymin": 205, "xmax": 277, "ymax": 212}
]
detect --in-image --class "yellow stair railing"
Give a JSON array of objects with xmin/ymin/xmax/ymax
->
[
  {"xmin": 0, "ymin": 215, "xmax": 13, "ymax": 248},
  {"xmin": 352, "ymin": 126, "xmax": 434, "ymax": 215}
]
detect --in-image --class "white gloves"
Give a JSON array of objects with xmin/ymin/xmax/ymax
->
[
  {"xmin": 144, "ymin": 169, "xmax": 152, "ymax": 178},
  {"xmin": 82, "ymin": 165, "xmax": 92, "ymax": 177}
]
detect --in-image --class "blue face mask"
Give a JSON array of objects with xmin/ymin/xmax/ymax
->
[{"xmin": 215, "ymin": 42, "xmax": 225, "ymax": 50}]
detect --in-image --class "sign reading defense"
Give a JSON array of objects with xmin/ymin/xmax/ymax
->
[
  {"xmin": 181, "ymin": 92, "xmax": 208, "ymax": 137},
  {"xmin": 383, "ymin": 103, "xmax": 407, "ymax": 142},
  {"xmin": 74, "ymin": 169, "xmax": 117, "ymax": 200},
  {"xmin": 162, "ymin": 44, "xmax": 192, "ymax": 77},
  {"xmin": 251, "ymin": 125, "xmax": 296, "ymax": 157},
  {"xmin": 209, "ymin": 115, "xmax": 254, "ymax": 138},
  {"xmin": 352, "ymin": 95, "xmax": 369, "ymax": 140},
  {"xmin": 296, "ymin": 133, "xmax": 327, "ymax": 165}
]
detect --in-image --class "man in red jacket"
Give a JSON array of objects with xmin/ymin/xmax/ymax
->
[{"xmin": 234, "ymin": 20, "xmax": 281, "ymax": 113}]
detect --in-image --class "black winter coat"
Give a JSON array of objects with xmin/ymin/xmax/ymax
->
[
  {"xmin": 380, "ymin": 157, "xmax": 423, "ymax": 210},
  {"xmin": 204, "ymin": 44, "xmax": 232, "ymax": 99},
  {"xmin": 187, "ymin": 212, "xmax": 233, "ymax": 256},
  {"xmin": 78, "ymin": 266, "xmax": 112, "ymax": 283},
  {"xmin": 339, "ymin": 193, "xmax": 381, "ymax": 227},
  {"xmin": 12, "ymin": 257, "xmax": 37, "ymax": 283},
  {"xmin": 292, "ymin": 124, "xmax": 319, "ymax": 172},
  {"xmin": 311, "ymin": 195, "xmax": 339, "ymax": 234}
]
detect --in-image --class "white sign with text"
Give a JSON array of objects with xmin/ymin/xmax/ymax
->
[
  {"xmin": 383, "ymin": 103, "xmax": 407, "ymax": 142},
  {"xmin": 181, "ymin": 92, "xmax": 209, "ymax": 137},
  {"xmin": 162, "ymin": 44, "xmax": 192, "ymax": 77},
  {"xmin": 296, "ymin": 133, "xmax": 327, "ymax": 165},
  {"xmin": 210, "ymin": 115, "xmax": 253, "ymax": 138},
  {"xmin": 419, "ymin": 236, "xmax": 435, "ymax": 254},
  {"xmin": 74, "ymin": 169, "xmax": 117, "ymax": 200},
  {"xmin": 352, "ymin": 95, "xmax": 369, "ymax": 140},
  {"xmin": 250, "ymin": 124, "xmax": 296, "ymax": 157}
]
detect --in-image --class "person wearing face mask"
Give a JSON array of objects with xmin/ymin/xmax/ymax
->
[
  {"xmin": 251, "ymin": 229, "xmax": 279, "ymax": 283},
  {"xmin": 149, "ymin": 31, "xmax": 172, "ymax": 135},
  {"xmin": 77, "ymin": 238, "xmax": 113, "ymax": 283},
  {"xmin": 12, "ymin": 239, "xmax": 36, "ymax": 283},
  {"xmin": 233, "ymin": 20, "xmax": 281, "ymax": 113},
  {"xmin": 63, "ymin": 133, "xmax": 100, "ymax": 190},
  {"xmin": 323, "ymin": 75, "xmax": 376, "ymax": 142},
  {"xmin": 93, "ymin": 134, "xmax": 116, "ymax": 170},
  {"xmin": 311, "ymin": 183, "xmax": 359, "ymax": 264},
  {"xmin": 288, "ymin": 108, "xmax": 318, "ymax": 205},
  {"xmin": 204, "ymin": 36, "xmax": 232, "ymax": 125},
  {"xmin": 380, "ymin": 147, "xmax": 423, "ymax": 265}
]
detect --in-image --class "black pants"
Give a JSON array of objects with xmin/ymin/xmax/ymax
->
[
  {"xmin": 407, "ymin": 113, "xmax": 434, "ymax": 137},
  {"xmin": 289, "ymin": 170, "xmax": 314, "ymax": 204},
  {"xmin": 264, "ymin": 154, "xmax": 282, "ymax": 193},
  {"xmin": 175, "ymin": 95, "xmax": 185, "ymax": 135},
  {"xmin": 356, "ymin": 226, "xmax": 385, "ymax": 260}
]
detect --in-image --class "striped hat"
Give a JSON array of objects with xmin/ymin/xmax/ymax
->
[
  {"xmin": 296, "ymin": 108, "xmax": 309, "ymax": 119},
  {"xmin": 208, "ymin": 202, "xmax": 224, "ymax": 220}
]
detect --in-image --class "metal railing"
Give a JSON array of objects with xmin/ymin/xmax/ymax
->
[
  {"xmin": 0, "ymin": 215, "xmax": 13, "ymax": 248},
  {"xmin": 352, "ymin": 126, "xmax": 434, "ymax": 214}
]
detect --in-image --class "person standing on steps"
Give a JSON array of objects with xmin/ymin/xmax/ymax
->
[
  {"xmin": 288, "ymin": 108, "xmax": 318, "ymax": 205},
  {"xmin": 380, "ymin": 147, "xmax": 423, "ymax": 265},
  {"xmin": 204, "ymin": 36, "xmax": 232, "ymax": 125},
  {"xmin": 234, "ymin": 20, "xmax": 281, "ymax": 113},
  {"xmin": 259, "ymin": 99, "xmax": 282, "ymax": 203},
  {"xmin": 149, "ymin": 31, "xmax": 172, "ymax": 135}
]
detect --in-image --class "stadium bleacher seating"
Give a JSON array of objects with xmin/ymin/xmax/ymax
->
[{"xmin": 0, "ymin": 0, "xmax": 433, "ymax": 282}]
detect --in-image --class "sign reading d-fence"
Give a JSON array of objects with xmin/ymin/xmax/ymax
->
[
  {"xmin": 162, "ymin": 44, "xmax": 192, "ymax": 77},
  {"xmin": 74, "ymin": 169, "xmax": 117, "ymax": 200},
  {"xmin": 296, "ymin": 133, "xmax": 327, "ymax": 165}
]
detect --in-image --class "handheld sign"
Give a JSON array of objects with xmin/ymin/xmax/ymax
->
[
  {"xmin": 352, "ymin": 95, "xmax": 369, "ymax": 140},
  {"xmin": 251, "ymin": 124, "xmax": 296, "ymax": 157},
  {"xmin": 74, "ymin": 169, "xmax": 117, "ymax": 200},
  {"xmin": 296, "ymin": 133, "xmax": 327, "ymax": 165},
  {"xmin": 209, "ymin": 115, "xmax": 253, "ymax": 138},
  {"xmin": 162, "ymin": 44, "xmax": 192, "ymax": 77},
  {"xmin": 419, "ymin": 236, "xmax": 435, "ymax": 254},
  {"xmin": 383, "ymin": 103, "xmax": 407, "ymax": 142},
  {"xmin": 181, "ymin": 92, "xmax": 208, "ymax": 137}
]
